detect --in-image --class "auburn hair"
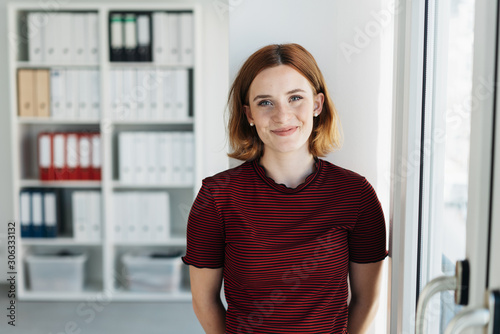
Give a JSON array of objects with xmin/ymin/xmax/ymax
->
[{"xmin": 226, "ymin": 43, "xmax": 343, "ymax": 161}]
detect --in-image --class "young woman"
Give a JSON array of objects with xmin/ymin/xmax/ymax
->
[{"xmin": 182, "ymin": 43, "xmax": 387, "ymax": 334}]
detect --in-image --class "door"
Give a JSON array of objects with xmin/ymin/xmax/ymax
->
[{"xmin": 389, "ymin": 0, "xmax": 500, "ymax": 333}]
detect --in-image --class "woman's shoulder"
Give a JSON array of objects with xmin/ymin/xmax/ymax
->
[
  {"xmin": 319, "ymin": 158, "xmax": 368, "ymax": 186},
  {"xmin": 201, "ymin": 159, "xmax": 255, "ymax": 188}
]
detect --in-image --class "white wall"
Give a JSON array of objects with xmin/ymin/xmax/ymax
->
[
  {"xmin": 228, "ymin": 0, "xmax": 394, "ymax": 332},
  {"xmin": 0, "ymin": 0, "xmax": 229, "ymax": 280}
]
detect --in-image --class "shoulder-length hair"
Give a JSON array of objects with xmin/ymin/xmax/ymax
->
[{"xmin": 226, "ymin": 43, "xmax": 343, "ymax": 161}]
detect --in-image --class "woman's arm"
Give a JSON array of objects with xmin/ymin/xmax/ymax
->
[
  {"xmin": 190, "ymin": 266, "xmax": 226, "ymax": 334},
  {"xmin": 347, "ymin": 260, "xmax": 385, "ymax": 334}
]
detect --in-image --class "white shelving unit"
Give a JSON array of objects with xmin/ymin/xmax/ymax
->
[{"xmin": 8, "ymin": 2, "xmax": 203, "ymax": 301}]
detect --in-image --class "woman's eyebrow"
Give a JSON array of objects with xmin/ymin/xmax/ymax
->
[{"xmin": 252, "ymin": 88, "xmax": 307, "ymax": 102}]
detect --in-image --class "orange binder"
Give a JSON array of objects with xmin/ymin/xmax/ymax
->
[
  {"xmin": 38, "ymin": 132, "xmax": 54, "ymax": 180},
  {"xmin": 17, "ymin": 69, "xmax": 35, "ymax": 117},
  {"xmin": 35, "ymin": 69, "xmax": 50, "ymax": 117}
]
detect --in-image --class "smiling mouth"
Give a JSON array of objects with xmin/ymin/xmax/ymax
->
[{"xmin": 271, "ymin": 127, "xmax": 298, "ymax": 136}]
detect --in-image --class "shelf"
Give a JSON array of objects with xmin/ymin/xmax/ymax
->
[
  {"xmin": 20, "ymin": 179, "xmax": 102, "ymax": 188},
  {"xmin": 111, "ymin": 119, "xmax": 194, "ymax": 125},
  {"xmin": 18, "ymin": 117, "xmax": 101, "ymax": 125},
  {"xmin": 20, "ymin": 281, "xmax": 104, "ymax": 301},
  {"xmin": 109, "ymin": 62, "xmax": 193, "ymax": 69},
  {"xmin": 112, "ymin": 182, "xmax": 193, "ymax": 189},
  {"xmin": 17, "ymin": 61, "xmax": 100, "ymax": 68},
  {"xmin": 21, "ymin": 238, "xmax": 102, "ymax": 246},
  {"xmin": 110, "ymin": 289, "xmax": 192, "ymax": 302},
  {"xmin": 114, "ymin": 238, "xmax": 186, "ymax": 246}
]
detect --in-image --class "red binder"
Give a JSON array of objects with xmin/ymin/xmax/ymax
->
[
  {"xmin": 78, "ymin": 132, "xmax": 92, "ymax": 180},
  {"xmin": 52, "ymin": 132, "xmax": 68, "ymax": 180},
  {"xmin": 66, "ymin": 132, "xmax": 79, "ymax": 180},
  {"xmin": 90, "ymin": 133, "xmax": 101, "ymax": 180},
  {"xmin": 38, "ymin": 132, "xmax": 54, "ymax": 180}
]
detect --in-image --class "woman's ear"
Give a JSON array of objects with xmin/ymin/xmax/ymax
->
[
  {"xmin": 314, "ymin": 93, "xmax": 325, "ymax": 115},
  {"xmin": 244, "ymin": 105, "xmax": 254, "ymax": 124}
]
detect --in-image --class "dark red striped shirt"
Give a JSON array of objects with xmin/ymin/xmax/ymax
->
[{"xmin": 182, "ymin": 157, "xmax": 387, "ymax": 333}]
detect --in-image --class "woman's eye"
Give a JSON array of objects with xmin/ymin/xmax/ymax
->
[
  {"xmin": 290, "ymin": 95, "xmax": 303, "ymax": 102},
  {"xmin": 258, "ymin": 100, "xmax": 272, "ymax": 106}
]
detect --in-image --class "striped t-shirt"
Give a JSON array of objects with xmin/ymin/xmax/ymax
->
[{"xmin": 182, "ymin": 157, "xmax": 387, "ymax": 334}]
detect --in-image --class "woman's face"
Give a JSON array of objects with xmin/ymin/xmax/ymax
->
[{"xmin": 244, "ymin": 65, "xmax": 324, "ymax": 157}]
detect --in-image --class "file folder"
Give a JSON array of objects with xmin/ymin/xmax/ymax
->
[
  {"xmin": 66, "ymin": 133, "xmax": 79, "ymax": 180},
  {"xmin": 27, "ymin": 12, "xmax": 44, "ymax": 63},
  {"xmin": 152, "ymin": 12, "xmax": 167, "ymax": 64},
  {"xmin": 180, "ymin": 13, "xmax": 194, "ymax": 66},
  {"xmin": 65, "ymin": 69, "xmax": 79, "ymax": 119},
  {"xmin": 88, "ymin": 13, "xmax": 99, "ymax": 63},
  {"xmin": 78, "ymin": 70, "xmax": 91, "ymax": 119},
  {"xmin": 43, "ymin": 191, "xmax": 58, "ymax": 238},
  {"xmin": 72, "ymin": 13, "xmax": 87, "ymax": 63},
  {"xmin": 31, "ymin": 192, "xmax": 43, "ymax": 237},
  {"xmin": 50, "ymin": 69, "xmax": 65, "ymax": 119},
  {"xmin": 79, "ymin": 133, "xmax": 91, "ymax": 180},
  {"xmin": 166, "ymin": 13, "xmax": 180, "ymax": 65},
  {"xmin": 35, "ymin": 69, "xmax": 50, "ymax": 117},
  {"xmin": 59, "ymin": 13, "xmax": 72, "ymax": 64},
  {"xmin": 137, "ymin": 14, "xmax": 151, "ymax": 62},
  {"xmin": 124, "ymin": 14, "xmax": 137, "ymax": 62},
  {"xmin": 17, "ymin": 69, "xmax": 35, "ymax": 117},
  {"xmin": 119, "ymin": 132, "xmax": 134, "ymax": 183},
  {"xmin": 88, "ymin": 191, "xmax": 101, "ymax": 241},
  {"xmin": 72, "ymin": 191, "xmax": 86, "ymax": 241},
  {"xmin": 110, "ymin": 13, "xmax": 124, "ymax": 61},
  {"xmin": 20, "ymin": 190, "xmax": 32, "ymax": 238},
  {"xmin": 44, "ymin": 12, "xmax": 59, "ymax": 62},
  {"xmin": 38, "ymin": 132, "xmax": 54, "ymax": 180},
  {"xmin": 90, "ymin": 69, "xmax": 101, "ymax": 119},
  {"xmin": 91, "ymin": 133, "xmax": 101, "ymax": 180},
  {"xmin": 53, "ymin": 133, "xmax": 67, "ymax": 180}
]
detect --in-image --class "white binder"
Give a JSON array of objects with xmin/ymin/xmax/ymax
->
[
  {"xmin": 152, "ymin": 192, "xmax": 170, "ymax": 241},
  {"xmin": 171, "ymin": 132, "xmax": 183, "ymax": 184},
  {"xmin": 72, "ymin": 191, "xmax": 87, "ymax": 241},
  {"xmin": 87, "ymin": 13, "xmax": 99, "ymax": 63},
  {"xmin": 31, "ymin": 192, "xmax": 43, "ymax": 235},
  {"xmin": 79, "ymin": 134, "xmax": 90, "ymax": 171},
  {"xmin": 145, "ymin": 132, "xmax": 158, "ymax": 184},
  {"xmin": 122, "ymin": 68, "xmax": 137, "ymax": 120},
  {"xmin": 135, "ymin": 69, "xmax": 150, "ymax": 120},
  {"xmin": 72, "ymin": 13, "xmax": 87, "ymax": 64},
  {"xmin": 88, "ymin": 191, "xmax": 101, "ymax": 241},
  {"xmin": 65, "ymin": 69, "xmax": 79, "ymax": 119},
  {"xmin": 157, "ymin": 132, "xmax": 172, "ymax": 184},
  {"xmin": 152, "ymin": 12, "xmax": 167, "ymax": 64},
  {"xmin": 123, "ymin": 192, "xmax": 135, "ymax": 241},
  {"xmin": 180, "ymin": 13, "xmax": 194, "ymax": 66},
  {"xmin": 78, "ymin": 70, "xmax": 90, "ymax": 119},
  {"xmin": 162, "ymin": 70, "xmax": 175, "ymax": 119},
  {"xmin": 20, "ymin": 191, "xmax": 31, "ymax": 233},
  {"xmin": 133, "ymin": 132, "xmax": 147, "ymax": 184},
  {"xmin": 113, "ymin": 192, "xmax": 123, "ymax": 242},
  {"xmin": 136, "ymin": 193, "xmax": 150, "ymax": 241},
  {"xmin": 119, "ymin": 132, "xmax": 134, "ymax": 183},
  {"xmin": 175, "ymin": 69, "xmax": 189, "ymax": 119},
  {"xmin": 90, "ymin": 69, "xmax": 100, "ymax": 119},
  {"xmin": 124, "ymin": 13, "xmax": 137, "ymax": 61},
  {"xmin": 27, "ymin": 12, "xmax": 44, "ymax": 63},
  {"xmin": 43, "ymin": 13, "xmax": 60, "ymax": 62},
  {"xmin": 91, "ymin": 133, "xmax": 101, "ymax": 172},
  {"xmin": 59, "ymin": 13, "xmax": 72, "ymax": 64},
  {"xmin": 166, "ymin": 13, "xmax": 180, "ymax": 65},
  {"xmin": 148, "ymin": 69, "xmax": 162, "ymax": 120},
  {"xmin": 43, "ymin": 192, "xmax": 57, "ymax": 231},
  {"xmin": 50, "ymin": 69, "xmax": 65, "ymax": 119},
  {"xmin": 182, "ymin": 132, "xmax": 195, "ymax": 185}
]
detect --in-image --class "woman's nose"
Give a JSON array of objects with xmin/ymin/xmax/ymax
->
[{"xmin": 272, "ymin": 102, "xmax": 292, "ymax": 123}]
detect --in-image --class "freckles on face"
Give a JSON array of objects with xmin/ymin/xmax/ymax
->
[{"xmin": 245, "ymin": 65, "xmax": 320, "ymax": 154}]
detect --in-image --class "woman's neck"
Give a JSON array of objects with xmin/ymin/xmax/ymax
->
[{"xmin": 259, "ymin": 150, "xmax": 316, "ymax": 189}]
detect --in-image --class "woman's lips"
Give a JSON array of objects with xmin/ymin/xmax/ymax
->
[{"xmin": 271, "ymin": 126, "xmax": 298, "ymax": 136}]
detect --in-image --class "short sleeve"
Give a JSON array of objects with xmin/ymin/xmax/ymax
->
[
  {"xmin": 182, "ymin": 179, "xmax": 225, "ymax": 268},
  {"xmin": 348, "ymin": 178, "xmax": 388, "ymax": 263}
]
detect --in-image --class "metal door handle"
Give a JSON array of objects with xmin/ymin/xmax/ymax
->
[
  {"xmin": 416, "ymin": 275, "xmax": 457, "ymax": 334},
  {"xmin": 443, "ymin": 308, "xmax": 490, "ymax": 334}
]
